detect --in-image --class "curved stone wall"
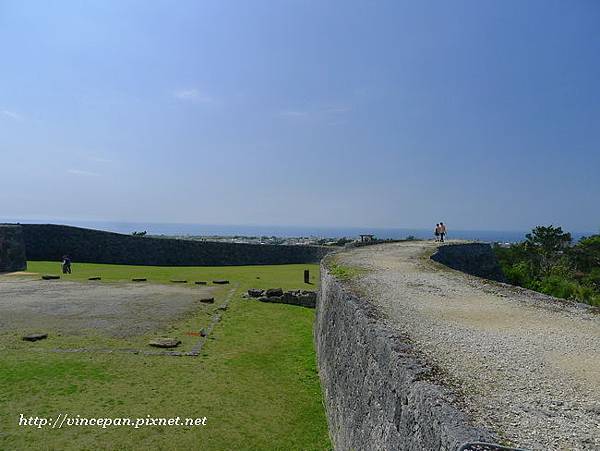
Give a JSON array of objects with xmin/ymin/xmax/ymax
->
[
  {"xmin": 0, "ymin": 225, "xmax": 27, "ymax": 272},
  {"xmin": 20, "ymin": 224, "xmax": 331, "ymax": 266},
  {"xmin": 430, "ymin": 243, "xmax": 506, "ymax": 282},
  {"xmin": 315, "ymin": 260, "xmax": 495, "ymax": 450}
]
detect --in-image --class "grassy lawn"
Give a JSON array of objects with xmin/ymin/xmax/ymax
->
[
  {"xmin": 0, "ymin": 262, "xmax": 330, "ymax": 450},
  {"xmin": 26, "ymin": 260, "xmax": 319, "ymax": 288}
]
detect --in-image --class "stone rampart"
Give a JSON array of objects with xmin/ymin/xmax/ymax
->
[
  {"xmin": 19, "ymin": 224, "xmax": 331, "ymax": 266},
  {"xmin": 430, "ymin": 243, "xmax": 506, "ymax": 282},
  {"xmin": 0, "ymin": 225, "xmax": 27, "ymax": 272},
  {"xmin": 314, "ymin": 259, "xmax": 496, "ymax": 450}
]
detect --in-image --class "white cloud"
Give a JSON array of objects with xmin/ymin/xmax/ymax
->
[
  {"xmin": 173, "ymin": 88, "xmax": 212, "ymax": 103},
  {"xmin": 67, "ymin": 169, "xmax": 100, "ymax": 177},
  {"xmin": 89, "ymin": 156, "xmax": 113, "ymax": 163},
  {"xmin": 323, "ymin": 107, "xmax": 351, "ymax": 114},
  {"xmin": 1, "ymin": 110, "xmax": 22, "ymax": 120}
]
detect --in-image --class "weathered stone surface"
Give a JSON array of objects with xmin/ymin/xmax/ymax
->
[
  {"xmin": 148, "ymin": 338, "xmax": 181, "ymax": 348},
  {"xmin": 266, "ymin": 287, "xmax": 283, "ymax": 297},
  {"xmin": 430, "ymin": 243, "xmax": 506, "ymax": 282},
  {"xmin": 258, "ymin": 296, "xmax": 281, "ymax": 303},
  {"xmin": 256, "ymin": 290, "xmax": 317, "ymax": 308},
  {"xmin": 0, "ymin": 225, "xmax": 27, "ymax": 272},
  {"xmin": 200, "ymin": 297, "xmax": 215, "ymax": 304},
  {"xmin": 315, "ymin": 260, "xmax": 496, "ymax": 450},
  {"xmin": 22, "ymin": 333, "xmax": 48, "ymax": 342},
  {"xmin": 41, "ymin": 275, "xmax": 60, "ymax": 280},
  {"xmin": 212, "ymin": 279, "xmax": 229, "ymax": 285},
  {"xmin": 247, "ymin": 288, "xmax": 264, "ymax": 297}
]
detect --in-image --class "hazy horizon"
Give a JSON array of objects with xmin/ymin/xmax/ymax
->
[
  {"xmin": 2, "ymin": 216, "xmax": 596, "ymax": 242},
  {"xmin": 2, "ymin": 1, "xmax": 599, "ymax": 231}
]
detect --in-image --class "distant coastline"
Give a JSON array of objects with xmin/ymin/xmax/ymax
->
[{"xmin": 1, "ymin": 218, "xmax": 594, "ymax": 244}]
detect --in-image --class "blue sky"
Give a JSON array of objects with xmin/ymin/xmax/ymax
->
[{"xmin": 1, "ymin": 0, "xmax": 599, "ymax": 232}]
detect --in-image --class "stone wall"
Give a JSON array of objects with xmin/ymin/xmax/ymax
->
[
  {"xmin": 430, "ymin": 243, "xmax": 506, "ymax": 282},
  {"xmin": 0, "ymin": 225, "xmax": 27, "ymax": 272},
  {"xmin": 20, "ymin": 224, "xmax": 331, "ymax": 266},
  {"xmin": 315, "ymin": 260, "xmax": 496, "ymax": 450}
]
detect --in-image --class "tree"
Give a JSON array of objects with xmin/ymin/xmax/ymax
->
[
  {"xmin": 570, "ymin": 235, "xmax": 600, "ymax": 273},
  {"xmin": 524, "ymin": 225, "xmax": 572, "ymax": 275}
]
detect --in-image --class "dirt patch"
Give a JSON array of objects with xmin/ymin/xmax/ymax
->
[
  {"xmin": 2, "ymin": 271, "xmax": 38, "ymax": 276},
  {"xmin": 0, "ymin": 278, "xmax": 214, "ymax": 338}
]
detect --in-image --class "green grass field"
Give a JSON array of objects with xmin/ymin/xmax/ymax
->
[{"xmin": 0, "ymin": 262, "xmax": 330, "ymax": 451}]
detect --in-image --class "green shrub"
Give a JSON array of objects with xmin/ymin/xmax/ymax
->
[
  {"xmin": 504, "ymin": 262, "xmax": 535, "ymax": 287},
  {"xmin": 539, "ymin": 275, "xmax": 578, "ymax": 300},
  {"xmin": 496, "ymin": 227, "xmax": 600, "ymax": 307}
]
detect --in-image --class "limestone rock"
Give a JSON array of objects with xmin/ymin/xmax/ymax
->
[
  {"xmin": 266, "ymin": 288, "xmax": 283, "ymax": 297},
  {"xmin": 148, "ymin": 338, "xmax": 181, "ymax": 348},
  {"xmin": 258, "ymin": 296, "xmax": 282, "ymax": 303},
  {"xmin": 255, "ymin": 290, "xmax": 317, "ymax": 308},
  {"xmin": 22, "ymin": 333, "xmax": 48, "ymax": 342},
  {"xmin": 248, "ymin": 288, "xmax": 265, "ymax": 297}
]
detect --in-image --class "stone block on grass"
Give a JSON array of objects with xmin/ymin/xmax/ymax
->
[
  {"xmin": 200, "ymin": 297, "xmax": 215, "ymax": 304},
  {"xmin": 266, "ymin": 288, "xmax": 283, "ymax": 297},
  {"xmin": 22, "ymin": 333, "xmax": 48, "ymax": 342},
  {"xmin": 148, "ymin": 338, "xmax": 181, "ymax": 348}
]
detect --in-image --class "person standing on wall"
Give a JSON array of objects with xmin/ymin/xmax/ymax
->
[
  {"xmin": 434, "ymin": 224, "xmax": 440, "ymax": 241},
  {"xmin": 439, "ymin": 222, "xmax": 447, "ymax": 242}
]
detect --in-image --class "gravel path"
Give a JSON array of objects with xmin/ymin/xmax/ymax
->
[{"xmin": 338, "ymin": 241, "xmax": 600, "ymax": 451}]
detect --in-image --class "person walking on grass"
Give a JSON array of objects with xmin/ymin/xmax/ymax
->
[
  {"xmin": 439, "ymin": 222, "xmax": 447, "ymax": 242},
  {"xmin": 61, "ymin": 255, "xmax": 72, "ymax": 274}
]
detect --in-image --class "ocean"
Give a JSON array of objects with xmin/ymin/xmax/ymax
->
[{"xmin": 3, "ymin": 218, "xmax": 594, "ymax": 243}]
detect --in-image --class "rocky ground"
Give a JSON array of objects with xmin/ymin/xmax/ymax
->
[
  {"xmin": 0, "ymin": 277, "xmax": 214, "ymax": 337},
  {"xmin": 337, "ymin": 241, "xmax": 600, "ymax": 451}
]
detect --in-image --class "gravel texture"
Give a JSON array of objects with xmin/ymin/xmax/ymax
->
[
  {"xmin": 337, "ymin": 241, "xmax": 600, "ymax": 451},
  {"xmin": 0, "ymin": 277, "xmax": 214, "ymax": 337}
]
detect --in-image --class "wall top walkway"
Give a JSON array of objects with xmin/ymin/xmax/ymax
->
[{"xmin": 320, "ymin": 241, "xmax": 599, "ymax": 450}]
